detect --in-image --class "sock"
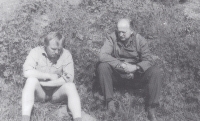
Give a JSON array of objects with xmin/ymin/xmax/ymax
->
[
  {"xmin": 74, "ymin": 117, "xmax": 82, "ymax": 121},
  {"xmin": 22, "ymin": 115, "xmax": 30, "ymax": 121}
]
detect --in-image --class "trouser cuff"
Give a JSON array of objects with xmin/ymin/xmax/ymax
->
[{"xmin": 145, "ymin": 103, "xmax": 159, "ymax": 111}]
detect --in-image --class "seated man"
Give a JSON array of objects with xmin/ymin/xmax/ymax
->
[
  {"xmin": 97, "ymin": 18, "xmax": 163, "ymax": 121},
  {"xmin": 22, "ymin": 32, "xmax": 82, "ymax": 121}
]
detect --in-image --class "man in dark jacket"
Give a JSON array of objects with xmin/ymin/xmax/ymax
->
[{"xmin": 97, "ymin": 18, "xmax": 162, "ymax": 121}]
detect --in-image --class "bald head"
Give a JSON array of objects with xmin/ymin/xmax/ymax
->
[
  {"xmin": 117, "ymin": 18, "xmax": 133, "ymax": 42},
  {"xmin": 117, "ymin": 19, "xmax": 131, "ymax": 29}
]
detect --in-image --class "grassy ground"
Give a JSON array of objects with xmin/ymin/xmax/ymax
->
[{"xmin": 0, "ymin": 0, "xmax": 200, "ymax": 121}]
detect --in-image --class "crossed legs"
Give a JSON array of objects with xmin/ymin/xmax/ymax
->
[{"xmin": 22, "ymin": 77, "xmax": 81, "ymax": 121}]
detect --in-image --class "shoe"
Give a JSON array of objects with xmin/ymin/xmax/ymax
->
[
  {"xmin": 147, "ymin": 108, "xmax": 157, "ymax": 121},
  {"xmin": 106, "ymin": 100, "xmax": 116, "ymax": 112}
]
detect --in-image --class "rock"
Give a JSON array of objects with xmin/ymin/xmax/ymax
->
[
  {"xmin": 55, "ymin": 105, "xmax": 70, "ymax": 118},
  {"xmin": 183, "ymin": 0, "xmax": 200, "ymax": 20},
  {"xmin": 151, "ymin": 55, "xmax": 160, "ymax": 61},
  {"xmin": 179, "ymin": 0, "xmax": 187, "ymax": 4},
  {"xmin": 76, "ymin": 33, "xmax": 84, "ymax": 41},
  {"xmin": 82, "ymin": 111, "xmax": 97, "ymax": 121},
  {"xmin": 67, "ymin": 0, "xmax": 82, "ymax": 6},
  {"xmin": 0, "ymin": 0, "xmax": 21, "ymax": 21},
  {"xmin": 52, "ymin": 105, "xmax": 97, "ymax": 121}
]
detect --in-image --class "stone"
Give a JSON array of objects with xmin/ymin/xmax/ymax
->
[
  {"xmin": 52, "ymin": 105, "xmax": 97, "ymax": 121},
  {"xmin": 82, "ymin": 111, "xmax": 97, "ymax": 121},
  {"xmin": 67, "ymin": 0, "xmax": 82, "ymax": 6}
]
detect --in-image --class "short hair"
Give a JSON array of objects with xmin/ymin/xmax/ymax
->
[
  {"xmin": 129, "ymin": 19, "xmax": 135, "ymax": 31},
  {"xmin": 129, "ymin": 19, "xmax": 137, "ymax": 34},
  {"xmin": 44, "ymin": 32, "xmax": 65, "ymax": 46}
]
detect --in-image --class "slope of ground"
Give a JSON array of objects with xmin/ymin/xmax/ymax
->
[
  {"xmin": 0, "ymin": 0, "xmax": 200, "ymax": 121},
  {"xmin": 182, "ymin": 0, "xmax": 200, "ymax": 20}
]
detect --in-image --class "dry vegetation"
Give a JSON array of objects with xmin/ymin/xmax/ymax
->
[{"xmin": 0, "ymin": 0, "xmax": 200, "ymax": 121}]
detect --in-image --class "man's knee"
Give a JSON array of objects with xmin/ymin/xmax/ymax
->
[
  {"xmin": 97, "ymin": 62, "xmax": 111, "ymax": 72},
  {"xmin": 147, "ymin": 65, "xmax": 163, "ymax": 81},
  {"xmin": 22, "ymin": 78, "xmax": 40, "ymax": 98},
  {"xmin": 23, "ymin": 78, "xmax": 40, "ymax": 89},
  {"xmin": 151, "ymin": 66, "xmax": 162, "ymax": 75},
  {"xmin": 25, "ymin": 77, "xmax": 39, "ymax": 84},
  {"xmin": 63, "ymin": 82, "xmax": 77, "ymax": 92}
]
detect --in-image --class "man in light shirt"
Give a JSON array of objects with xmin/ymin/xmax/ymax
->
[{"xmin": 22, "ymin": 32, "xmax": 82, "ymax": 121}]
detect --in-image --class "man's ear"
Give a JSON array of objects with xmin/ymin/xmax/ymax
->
[
  {"xmin": 44, "ymin": 39, "xmax": 49, "ymax": 47},
  {"xmin": 44, "ymin": 43, "xmax": 47, "ymax": 47},
  {"xmin": 131, "ymin": 29, "xmax": 136, "ymax": 36},
  {"xmin": 130, "ymin": 31, "xmax": 134, "ymax": 36},
  {"xmin": 131, "ymin": 31, "xmax": 134, "ymax": 34}
]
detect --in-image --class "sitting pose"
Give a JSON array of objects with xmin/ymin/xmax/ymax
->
[
  {"xmin": 97, "ymin": 18, "xmax": 163, "ymax": 121},
  {"xmin": 22, "ymin": 32, "xmax": 82, "ymax": 121}
]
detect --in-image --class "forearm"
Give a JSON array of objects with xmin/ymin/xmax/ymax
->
[
  {"xmin": 99, "ymin": 53, "xmax": 121, "ymax": 68},
  {"xmin": 23, "ymin": 69, "xmax": 51, "ymax": 80},
  {"xmin": 41, "ymin": 77, "xmax": 66, "ymax": 87},
  {"xmin": 99, "ymin": 36, "xmax": 121, "ymax": 68},
  {"xmin": 120, "ymin": 62, "xmax": 140, "ymax": 73}
]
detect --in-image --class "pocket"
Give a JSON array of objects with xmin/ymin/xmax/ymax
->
[
  {"xmin": 36, "ymin": 58, "xmax": 48, "ymax": 72},
  {"xmin": 36, "ymin": 65, "xmax": 49, "ymax": 73},
  {"xmin": 50, "ymin": 65, "xmax": 63, "ymax": 76}
]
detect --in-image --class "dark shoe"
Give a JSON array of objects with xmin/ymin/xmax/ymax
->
[
  {"xmin": 147, "ymin": 108, "xmax": 157, "ymax": 121},
  {"xmin": 106, "ymin": 100, "xmax": 116, "ymax": 112}
]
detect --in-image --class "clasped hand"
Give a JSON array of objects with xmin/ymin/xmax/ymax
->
[
  {"xmin": 49, "ymin": 74, "xmax": 59, "ymax": 80},
  {"xmin": 40, "ymin": 74, "xmax": 59, "ymax": 86},
  {"xmin": 120, "ymin": 62, "xmax": 137, "ymax": 73}
]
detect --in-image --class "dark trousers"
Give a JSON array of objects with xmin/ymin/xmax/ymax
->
[{"xmin": 97, "ymin": 62, "xmax": 163, "ymax": 108}]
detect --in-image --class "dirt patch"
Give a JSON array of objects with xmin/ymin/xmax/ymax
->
[
  {"xmin": 0, "ymin": 0, "xmax": 22, "ymax": 21},
  {"xmin": 0, "ymin": 0, "xmax": 82, "ymax": 22},
  {"xmin": 183, "ymin": 0, "xmax": 200, "ymax": 20}
]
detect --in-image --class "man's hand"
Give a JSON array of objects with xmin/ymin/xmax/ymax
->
[
  {"xmin": 121, "ymin": 62, "xmax": 137, "ymax": 73},
  {"xmin": 62, "ymin": 73, "xmax": 72, "ymax": 83},
  {"xmin": 40, "ymin": 81, "xmax": 48, "ymax": 86},
  {"xmin": 120, "ymin": 73, "xmax": 134, "ymax": 79},
  {"xmin": 49, "ymin": 74, "xmax": 59, "ymax": 81}
]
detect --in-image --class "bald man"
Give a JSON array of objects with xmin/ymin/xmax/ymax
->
[{"xmin": 97, "ymin": 19, "xmax": 162, "ymax": 121}]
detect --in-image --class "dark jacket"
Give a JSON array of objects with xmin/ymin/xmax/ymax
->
[{"xmin": 99, "ymin": 32, "xmax": 153, "ymax": 72}]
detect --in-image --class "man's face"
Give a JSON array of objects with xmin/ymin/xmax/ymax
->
[
  {"xmin": 45, "ymin": 38, "xmax": 63, "ymax": 59},
  {"xmin": 117, "ymin": 22, "xmax": 132, "ymax": 41}
]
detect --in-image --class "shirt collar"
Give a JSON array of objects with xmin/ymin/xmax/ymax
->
[
  {"xmin": 41, "ymin": 46, "xmax": 63, "ymax": 65},
  {"xmin": 40, "ymin": 46, "xmax": 64, "ymax": 57},
  {"xmin": 117, "ymin": 34, "xmax": 135, "ymax": 47},
  {"xmin": 40, "ymin": 46, "xmax": 48, "ymax": 57}
]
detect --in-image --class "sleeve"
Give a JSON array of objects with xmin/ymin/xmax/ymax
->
[
  {"xmin": 136, "ymin": 35, "xmax": 153, "ymax": 72},
  {"xmin": 99, "ymin": 34, "xmax": 121, "ymax": 68},
  {"xmin": 23, "ymin": 49, "xmax": 38, "ymax": 72},
  {"xmin": 62, "ymin": 53, "xmax": 74, "ymax": 82}
]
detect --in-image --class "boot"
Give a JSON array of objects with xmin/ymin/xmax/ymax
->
[{"xmin": 147, "ymin": 107, "xmax": 157, "ymax": 121}]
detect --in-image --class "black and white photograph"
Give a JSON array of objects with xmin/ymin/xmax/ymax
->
[{"xmin": 0, "ymin": 0, "xmax": 199, "ymax": 121}]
